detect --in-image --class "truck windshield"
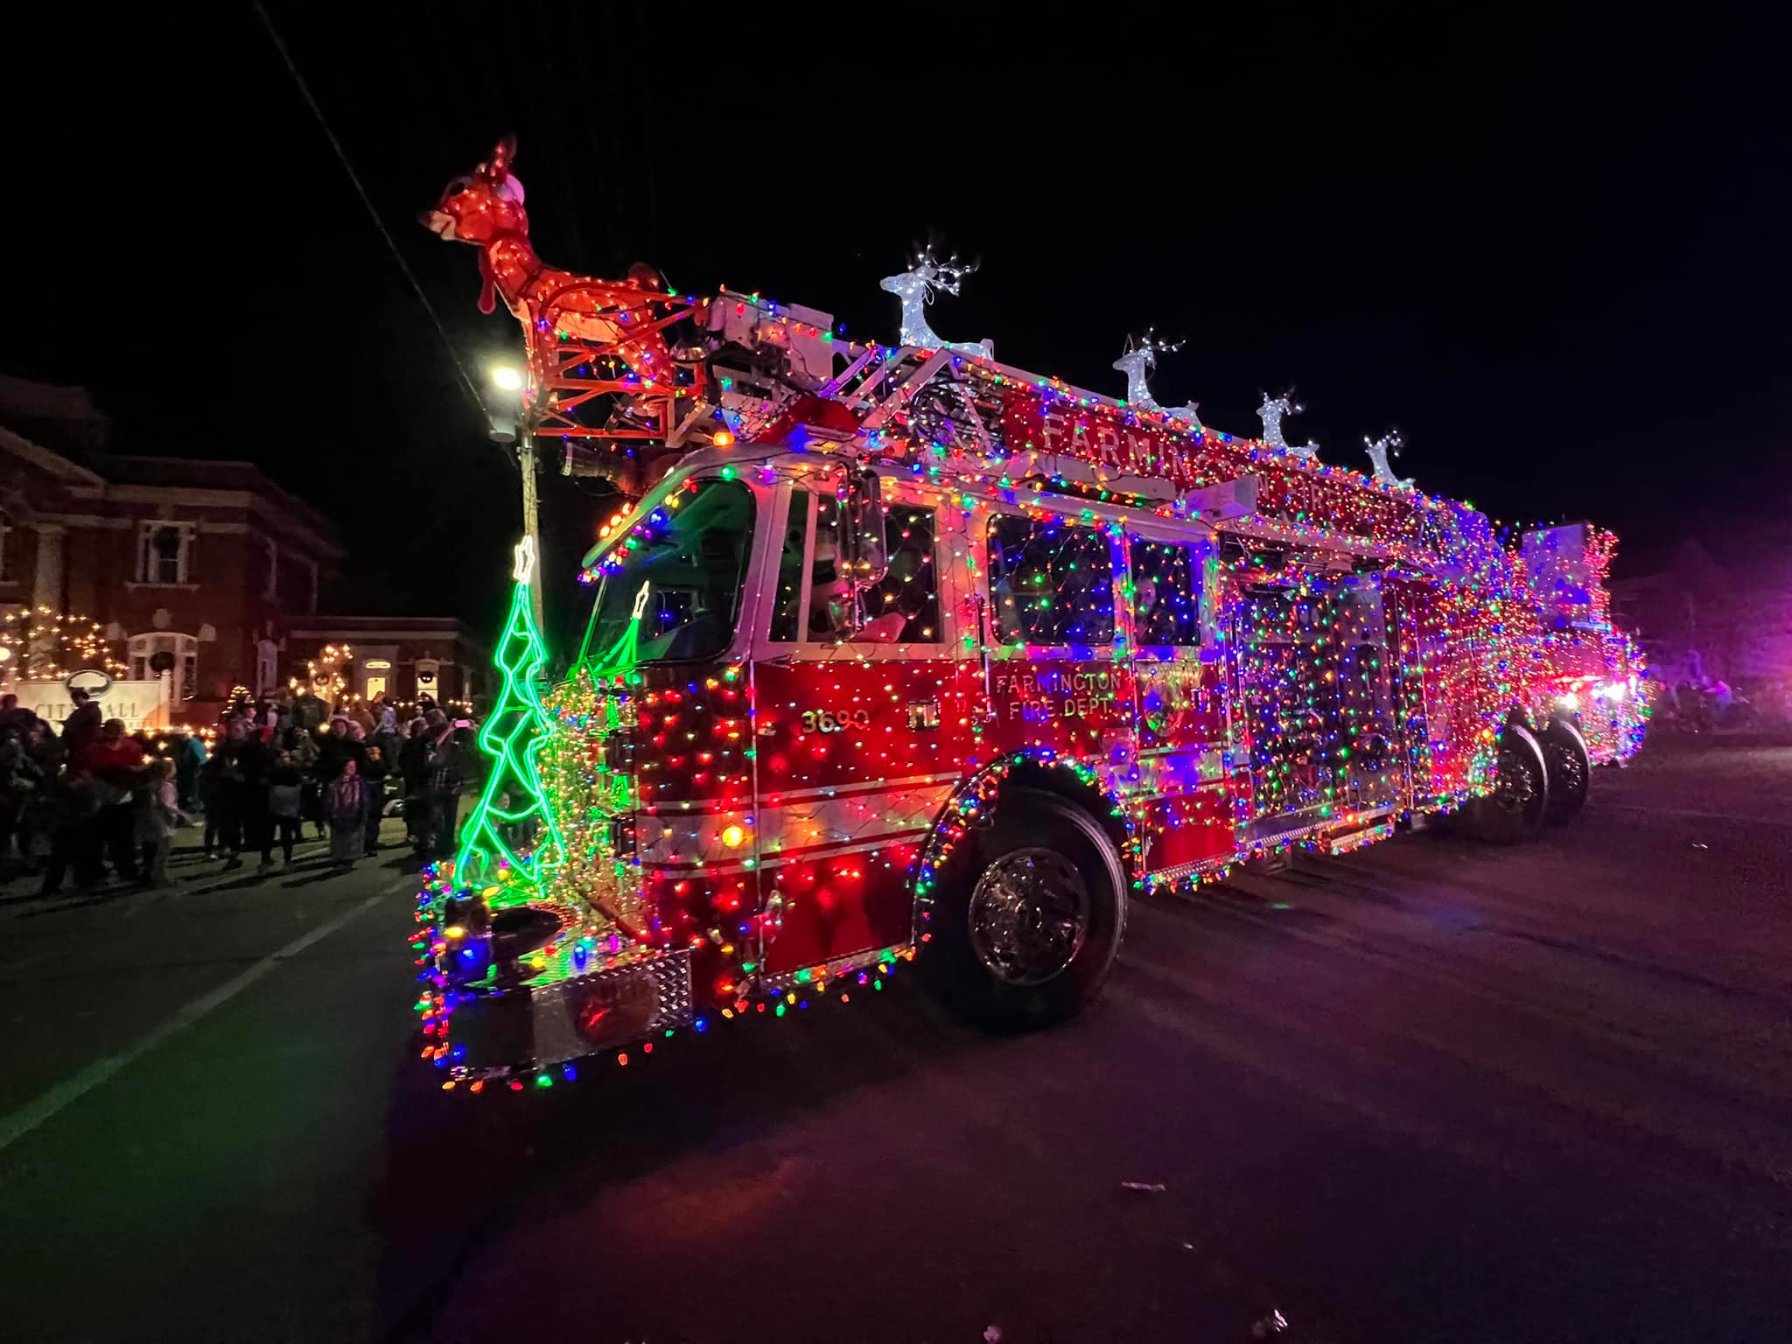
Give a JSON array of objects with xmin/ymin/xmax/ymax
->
[{"xmin": 584, "ymin": 478, "xmax": 756, "ymax": 669}]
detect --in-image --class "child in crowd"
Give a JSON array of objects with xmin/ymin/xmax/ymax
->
[
  {"xmin": 267, "ymin": 751, "xmax": 305, "ymax": 866},
  {"xmin": 136, "ymin": 757, "xmax": 191, "ymax": 888},
  {"xmin": 325, "ymin": 759, "xmax": 367, "ymax": 868}
]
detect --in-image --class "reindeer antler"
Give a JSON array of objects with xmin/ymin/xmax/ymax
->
[{"xmin": 913, "ymin": 243, "xmax": 978, "ymax": 295}]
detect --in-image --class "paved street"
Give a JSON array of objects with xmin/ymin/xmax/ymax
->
[{"xmin": 2, "ymin": 744, "xmax": 1789, "ymax": 1343}]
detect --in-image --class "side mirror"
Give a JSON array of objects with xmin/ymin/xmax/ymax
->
[{"xmin": 842, "ymin": 467, "xmax": 888, "ymax": 589}]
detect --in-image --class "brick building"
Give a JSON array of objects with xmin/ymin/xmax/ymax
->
[
  {"xmin": 0, "ymin": 376, "xmax": 483, "ymax": 722},
  {"xmin": 285, "ymin": 617, "xmax": 486, "ymax": 710}
]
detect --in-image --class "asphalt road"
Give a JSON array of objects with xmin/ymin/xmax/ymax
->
[{"xmin": 1, "ymin": 742, "xmax": 1789, "ymax": 1343}]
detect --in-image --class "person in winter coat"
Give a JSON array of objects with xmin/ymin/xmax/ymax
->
[
  {"xmin": 174, "ymin": 731, "xmax": 206, "ymax": 811},
  {"xmin": 360, "ymin": 743, "xmax": 391, "ymax": 857},
  {"xmin": 60, "ymin": 688, "xmax": 104, "ymax": 756},
  {"xmin": 422, "ymin": 711, "xmax": 463, "ymax": 860},
  {"xmin": 265, "ymin": 752, "xmax": 305, "ymax": 866},
  {"xmin": 398, "ymin": 719, "xmax": 431, "ymax": 853},
  {"xmin": 135, "ymin": 757, "xmax": 191, "ymax": 888},
  {"xmin": 316, "ymin": 717, "xmax": 367, "ymax": 784},
  {"xmin": 38, "ymin": 766, "xmax": 102, "ymax": 896},
  {"xmin": 205, "ymin": 720, "xmax": 248, "ymax": 869},
  {"xmin": 83, "ymin": 719, "xmax": 145, "ymax": 882},
  {"xmin": 325, "ymin": 758, "xmax": 368, "ymax": 867},
  {"xmin": 237, "ymin": 728, "xmax": 277, "ymax": 875}
]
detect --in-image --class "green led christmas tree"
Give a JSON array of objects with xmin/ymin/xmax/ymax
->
[{"xmin": 452, "ymin": 536, "xmax": 568, "ymax": 898}]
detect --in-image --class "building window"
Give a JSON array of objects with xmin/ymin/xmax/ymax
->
[
  {"xmin": 305, "ymin": 557, "xmax": 319, "ymax": 613},
  {"xmin": 0, "ymin": 509, "xmax": 11, "ymax": 582},
  {"xmin": 137, "ymin": 522, "xmax": 195, "ymax": 585},
  {"xmin": 262, "ymin": 537, "xmax": 279, "ymax": 601},
  {"xmin": 255, "ymin": 639, "xmax": 279, "ymax": 695},
  {"xmin": 128, "ymin": 631, "xmax": 200, "ymax": 700}
]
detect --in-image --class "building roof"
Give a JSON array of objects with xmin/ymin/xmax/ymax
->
[{"xmin": 0, "ymin": 376, "xmax": 344, "ymax": 559}]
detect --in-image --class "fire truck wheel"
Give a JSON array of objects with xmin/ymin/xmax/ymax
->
[
  {"xmin": 1538, "ymin": 720, "xmax": 1591, "ymax": 823},
  {"xmin": 1468, "ymin": 724, "xmax": 1550, "ymax": 844},
  {"xmin": 927, "ymin": 788, "xmax": 1127, "ymax": 1029}
]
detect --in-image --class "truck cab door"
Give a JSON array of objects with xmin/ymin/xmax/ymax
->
[{"xmin": 749, "ymin": 474, "xmax": 978, "ymax": 975}]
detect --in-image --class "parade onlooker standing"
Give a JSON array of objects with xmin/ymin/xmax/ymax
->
[
  {"xmin": 37, "ymin": 767, "xmax": 100, "ymax": 896},
  {"xmin": 238, "ymin": 724, "xmax": 277, "ymax": 874},
  {"xmin": 83, "ymin": 718, "xmax": 144, "ymax": 883},
  {"xmin": 423, "ymin": 709, "xmax": 463, "ymax": 860},
  {"xmin": 317, "ymin": 717, "xmax": 366, "ymax": 785},
  {"xmin": 360, "ymin": 743, "xmax": 390, "ymax": 858},
  {"xmin": 266, "ymin": 751, "xmax": 305, "ymax": 866},
  {"xmin": 175, "ymin": 730, "xmax": 206, "ymax": 812},
  {"xmin": 0, "ymin": 728, "xmax": 44, "ymax": 870},
  {"xmin": 60, "ymin": 688, "xmax": 103, "ymax": 757},
  {"xmin": 325, "ymin": 759, "xmax": 367, "ymax": 867},
  {"xmin": 136, "ymin": 757, "xmax": 189, "ymax": 888},
  {"xmin": 204, "ymin": 720, "xmax": 248, "ymax": 869},
  {"xmin": 398, "ymin": 718, "xmax": 431, "ymax": 854},
  {"xmin": 0, "ymin": 693, "xmax": 42, "ymax": 737}
]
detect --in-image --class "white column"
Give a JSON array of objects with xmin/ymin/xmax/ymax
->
[{"xmin": 32, "ymin": 523, "xmax": 65, "ymax": 612}]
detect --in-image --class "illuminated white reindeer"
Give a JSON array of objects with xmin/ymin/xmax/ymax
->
[
  {"xmin": 1363, "ymin": 429, "xmax": 1414, "ymax": 488},
  {"xmin": 1112, "ymin": 330, "xmax": 1202, "ymax": 428},
  {"xmin": 880, "ymin": 247, "xmax": 993, "ymax": 358},
  {"xmin": 1257, "ymin": 390, "xmax": 1319, "ymax": 460}
]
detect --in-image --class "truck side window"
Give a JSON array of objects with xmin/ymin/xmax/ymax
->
[
  {"xmin": 988, "ymin": 515, "xmax": 1115, "ymax": 646},
  {"xmin": 1128, "ymin": 537, "xmax": 1201, "ymax": 646},
  {"xmin": 807, "ymin": 495, "xmax": 848, "ymax": 641},
  {"xmin": 860, "ymin": 506, "xmax": 941, "ymax": 643},
  {"xmin": 770, "ymin": 491, "xmax": 814, "ymax": 642}
]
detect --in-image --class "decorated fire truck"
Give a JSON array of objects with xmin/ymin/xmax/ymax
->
[{"xmin": 414, "ymin": 138, "xmax": 1646, "ymax": 1087}]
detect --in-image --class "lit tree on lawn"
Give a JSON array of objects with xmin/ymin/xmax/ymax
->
[{"xmin": 451, "ymin": 537, "xmax": 567, "ymax": 897}]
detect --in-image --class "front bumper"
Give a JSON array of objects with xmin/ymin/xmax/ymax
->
[{"xmin": 442, "ymin": 947, "xmax": 694, "ymax": 1078}]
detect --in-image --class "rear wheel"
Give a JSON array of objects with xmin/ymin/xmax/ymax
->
[
  {"xmin": 1538, "ymin": 720, "xmax": 1590, "ymax": 823},
  {"xmin": 926, "ymin": 788, "xmax": 1127, "ymax": 1029},
  {"xmin": 1468, "ymin": 724, "xmax": 1549, "ymax": 843}
]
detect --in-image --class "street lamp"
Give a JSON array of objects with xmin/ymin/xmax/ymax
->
[{"xmin": 485, "ymin": 360, "xmax": 543, "ymax": 627}]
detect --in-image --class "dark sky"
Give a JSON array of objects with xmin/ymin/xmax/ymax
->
[{"xmin": 4, "ymin": 5, "xmax": 1788, "ymax": 645}]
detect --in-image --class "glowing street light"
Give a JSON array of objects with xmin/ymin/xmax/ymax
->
[{"xmin": 489, "ymin": 363, "xmax": 525, "ymax": 393}]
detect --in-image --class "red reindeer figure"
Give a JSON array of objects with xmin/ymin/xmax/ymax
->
[{"xmin": 422, "ymin": 136, "xmax": 688, "ymax": 438}]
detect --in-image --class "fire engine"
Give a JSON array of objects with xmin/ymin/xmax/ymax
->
[{"xmin": 415, "ymin": 138, "xmax": 1647, "ymax": 1085}]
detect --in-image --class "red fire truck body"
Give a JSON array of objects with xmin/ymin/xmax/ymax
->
[
  {"xmin": 417, "ymin": 144, "xmax": 1645, "ymax": 1084},
  {"xmin": 424, "ymin": 313, "xmax": 1643, "ymax": 1080}
]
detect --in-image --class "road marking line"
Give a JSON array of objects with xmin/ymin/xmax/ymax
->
[{"xmin": 0, "ymin": 877, "xmax": 405, "ymax": 1156}]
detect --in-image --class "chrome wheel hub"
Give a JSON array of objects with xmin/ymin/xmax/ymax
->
[
  {"xmin": 1493, "ymin": 744, "xmax": 1540, "ymax": 814},
  {"xmin": 968, "ymin": 848, "xmax": 1090, "ymax": 986}
]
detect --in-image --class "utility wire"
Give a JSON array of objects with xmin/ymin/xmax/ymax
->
[{"xmin": 251, "ymin": 0, "xmax": 508, "ymax": 464}]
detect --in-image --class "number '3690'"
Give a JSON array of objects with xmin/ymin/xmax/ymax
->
[{"xmin": 800, "ymin": 708, "xmax": 871, "ymax": 734}]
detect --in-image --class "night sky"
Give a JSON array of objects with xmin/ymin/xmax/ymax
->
[{"xmin": 5, "ymin": 5, "xmax": 1787, "ymax": 647}]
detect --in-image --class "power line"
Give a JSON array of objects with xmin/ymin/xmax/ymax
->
[{"xmin": 251, "ymin": 1, "xmax": 507, "ymax": 465}]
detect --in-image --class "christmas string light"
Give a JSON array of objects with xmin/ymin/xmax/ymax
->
[
  {"xmin": 448, "ymin": 538, "xmax": 568, "ymax": 895},
  {"xmin": 1257, "ymin": 390, "xmax": 1319, "ymax": 460},
  {"xmin": 879, "ymin": 246, "xmax": 994, "ymax": 358},
  {"xmin": 417, "ymin": 147, "xmax": 1647, "ymax": 1090},
  {"xmin": 0, "ymin": 606, "xmax": 127, "ymax": 681}
]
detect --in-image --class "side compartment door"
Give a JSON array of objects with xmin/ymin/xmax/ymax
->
[{"xmin": 1126, "ymin": 530, "xmax": 1234, "ymax": 876}]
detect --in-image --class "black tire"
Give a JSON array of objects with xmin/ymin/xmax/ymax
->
[
  {"xmin": 924, "ymin": 788, "xmax": 1128, "ymax": 1029},
  {"xmin": 1538, "ymin": 720, "xmax": 1591, "ymax": 823},
  {"xmin": 1468, "ymin": 724, "xmax": 1550, "ymax": 844}
]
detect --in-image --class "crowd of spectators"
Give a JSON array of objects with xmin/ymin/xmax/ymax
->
[{"xmin": 0, "ymin": 687, "xmax": 472, "ymax": 897}]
